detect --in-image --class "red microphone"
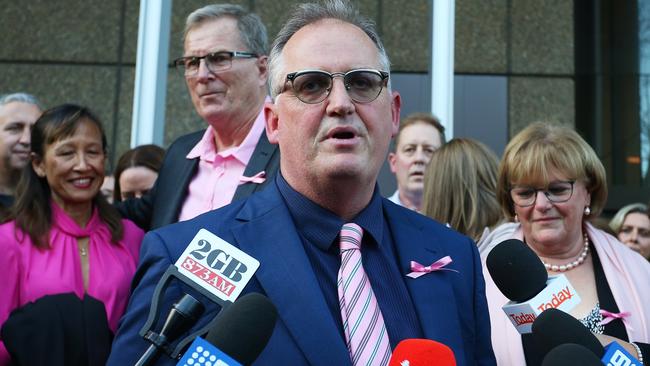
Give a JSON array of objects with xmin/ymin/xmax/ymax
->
[{"xmin": 388, "ymin": 339, "xmax": 456, "ymax": 366}]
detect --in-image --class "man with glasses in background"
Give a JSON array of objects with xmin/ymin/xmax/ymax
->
[
  {"xmin": 109, "ymin": 1, "xmax": 496, "ymax": 364},
  {"xmin": 118, "ymin": 4, "xmax": 279, "ymax": 230}
]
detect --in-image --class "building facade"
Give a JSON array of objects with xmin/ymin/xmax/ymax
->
[{"xmin": 1, "ymin": 0, "xmax": 646, "ymax": 211}]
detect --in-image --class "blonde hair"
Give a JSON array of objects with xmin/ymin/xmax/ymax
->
[
  {"xmin": 497, "ymin": 122, "xmax": 607, "ymax": 220},
  {"xmin": 422, "ymin": 138, "xmax": 501, "ymax": 241},
  {"xmin": 609, "ymin": 202, "xmax": 648, "ymax": 233}
]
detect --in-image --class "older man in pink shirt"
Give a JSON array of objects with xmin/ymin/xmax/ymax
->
[
  {"xmin": 178, "ymin": 98, "xmax": 269, "ymax": 220},
  {"xmin": 117, "ymin": 4, "xmax": 279, "ymax": 230}
]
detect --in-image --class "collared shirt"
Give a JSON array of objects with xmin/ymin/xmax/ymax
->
[
  {"xmin": 388, "ymin": 189, "xmax": 402, "ymax": 206},
  {"xmin": 276, "ymin": 174, "xmax": 423, "ymax": 348},
  {"xmin": 178, "ymin": 105, "xmax": 266, "ymax": 222}
]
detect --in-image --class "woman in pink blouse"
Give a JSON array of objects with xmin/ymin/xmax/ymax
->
[{"xmin": 0, "ymin": 104, "xmax": 144, "ymax": 365}]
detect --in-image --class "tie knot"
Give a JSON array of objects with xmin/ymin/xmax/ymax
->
[{"xmin": 340, "ymin": 223, "xmax": 363, "ymax": 251}]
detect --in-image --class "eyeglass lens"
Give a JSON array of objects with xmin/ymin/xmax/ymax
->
[
  {"xmin": 510, "ymin": 181, "xmax": 574, "ymax": 206},
  {"xmin": 291, "ymin": 70, "xmax": 385, "ymax": 103},
  {"xmin": 182, "ymin": 52, "xmax": 233, "ymax": 75}
]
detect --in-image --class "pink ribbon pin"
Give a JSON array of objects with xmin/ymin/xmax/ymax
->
[
  {"xmin": 240, "ymin": 171, "xmax": 266, "ymax": 184},
  {"xmin": 599, "ymin": 310, "xmax": 633, "ymax": 331},
  {"xmin": 406, "ymin": 256, "xmax": 458, "ymax": 279}
]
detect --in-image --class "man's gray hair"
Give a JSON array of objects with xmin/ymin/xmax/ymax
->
[
  {"xmin": 0, "ymin": 93, "xmax": 42, "ymax": 109},
  {"xmin": 268, "ymin": 0, "xmax": 391, "ymax": 98},
  {"xmin": 184, "ymin": 4, "xmax": 268, "ymax": 56}
]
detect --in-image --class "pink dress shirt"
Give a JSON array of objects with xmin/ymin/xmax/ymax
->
[
  {"xmin": 0, "ymin": 201, "xmax": 144, "ymax": 365},
  {"xmin": 178, "ymin": 105, "xmax": 266, "ymax": 222}
]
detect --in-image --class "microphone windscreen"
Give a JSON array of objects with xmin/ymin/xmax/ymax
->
[
  {"xmin": 388, "ymin": 339, "xmax": 456, "ymax": 366},
  {"xmin": 541, "ymin": 343, "xmax": 602, "ymax": 366},
  {"xmin": 205, "ymin": 293, "xmax": 278, "ymax": 366},
  {"xmin": 486, "ymin": 239, "xmax": 548, "ymax": 302},
  {"xmin": 531, "ymin": 308, "xmax": 604, "ymax": 358}
]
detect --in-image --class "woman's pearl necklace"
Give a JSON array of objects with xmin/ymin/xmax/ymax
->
[{"xmin": 540, "ymin": 232, "xmax": 590, "ymax": 272}]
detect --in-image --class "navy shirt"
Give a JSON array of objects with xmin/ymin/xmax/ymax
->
[{"xmin": 276, "ymin": 174, "xmax": 423, "ymax": 348}]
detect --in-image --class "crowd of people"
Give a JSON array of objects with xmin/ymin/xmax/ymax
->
[{"xmin": 1, "ymin": 1, "xmax": 649, "ymax": 365}]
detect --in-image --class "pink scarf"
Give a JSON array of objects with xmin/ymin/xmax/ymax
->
[
  {"xmin": 481, "ymin": 223, "xmax": 650, "ymax": 365},
  {"xmin": 51, "ymin": 201, "xmax": 107, "ymax": 240}
]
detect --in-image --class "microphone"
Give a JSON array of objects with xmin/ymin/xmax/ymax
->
[
  {"xmin": 532, "ymin": 308, "xmax": 642, "ymax": 365},
  {"xmin": 205, "ymin": 293, "xmax": 277, "ymax": 365},
  {"xmin": 531, "ymin": 308, "xmax": 604, "ymax": 358},
  {"xmin": 388, "ymin": 339, "xmax": 456, "ymax": 366},
  {"xmin": 541, "ymin": 344, "xmax": 602, "ymax": 366},
  {"xmin": 139, "ymin": 229, "xmax": 262, "ymax": 359},
  {"xmin": 601, "ymin": 341, "xmax": 642, "ymax": 366},
  {"xmin": 136, "ymin": 294, "xmax": 205, "ymax": 366},
  {"xmin": 177, "ymin": 293, "xmax": 278, "ymax": 366},
  {"xmin": 486, "ymin": 239, "xmax": 581, "ymax": 333}
]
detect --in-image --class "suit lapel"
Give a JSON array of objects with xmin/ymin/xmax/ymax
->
[
  {"xmin": 153, "ymin": 132, "xmax": 203, "ymax": 228},
  {"xmin": 233, "ymin": 131, "xmax": 279, "ymax": 201},
  {"xmin": 164, "ymin": 158, "xmax": 197, "ymax": 223},
  {"xmin": 383, "ymin": 202, "xmax": 459, "ymax": 341},
  {"xmin": 231, "ymin": 187, "xmax": 351, "ymax": 366}
]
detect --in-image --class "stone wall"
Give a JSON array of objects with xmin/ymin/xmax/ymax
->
[{"xmin": 0, "ymin": 0, "xmax": 575, "ymax": 168}]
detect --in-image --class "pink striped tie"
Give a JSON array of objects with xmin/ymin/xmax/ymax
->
[{"xmin": 337, "ymin": 223, "xmax": 392, "ymax": 366}]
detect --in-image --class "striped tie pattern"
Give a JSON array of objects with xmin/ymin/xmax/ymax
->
[{"xmin": 337, "ymin": 223, "xmax": 392, "ymax": 366}]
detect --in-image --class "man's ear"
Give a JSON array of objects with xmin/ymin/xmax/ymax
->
[
  {"xmin": 31, "ymin": 153, "xmax": 46, "ymax": 178},
  {"xmin": 390, "ymin": 91, "xmax": 401, "ymax": 137},
  {"xmin": 387, "ymin": 152, "xmax": 398, "ymax": 173},
  {"xmin": 264, "ymin": 101, "xmax": 280, "ymax": 144},
  {"xmin": 257, "ymin": 56, "xmax": 269, "ymax": 86}
]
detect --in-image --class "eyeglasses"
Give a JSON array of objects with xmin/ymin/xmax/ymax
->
[
  {"xmin": 282, "ymin": 69, "xmax": 389, "ymax": 104},
  {"xmin": 173, "ymin": 51, "xmax": 258, "ymax": 77},
  {"xmin": 510, "ymin": 181, "xmax": 575, "ymax": 207}
]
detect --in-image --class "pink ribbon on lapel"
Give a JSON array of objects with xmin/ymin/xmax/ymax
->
[
  {"xmin": 599, "ymin": 310, "xmax": 634, "ymax": 331},
  {"xmin": 406, "ymin": 256, "xmax": 458, "ymax": 279},
  {"xmin": 240, "ymin": 171, "xmax": 266, "ymax": 184}
]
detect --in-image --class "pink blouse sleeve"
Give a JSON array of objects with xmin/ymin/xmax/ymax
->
[{"xmin": 0, "ymin": 225, "xmax": 23, "ymax": 366}]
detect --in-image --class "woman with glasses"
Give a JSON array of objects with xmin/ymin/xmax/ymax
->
[
  {"xmin": 609, "ymin": 203, "xmax": 650, "ymax": 260},
  {"xmin": 481, "ymin": 122, "xmax": 650, "ymax": 365}
]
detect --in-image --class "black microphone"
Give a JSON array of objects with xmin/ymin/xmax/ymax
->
[
  {"xmin": 486, "ymin": 239, "xmax": 581, "ymax": 333},
  {"xmin": 136, "ymin": 294, "xmax": 205, "ymax": 366},
  {"xmin": 541, "ymin": 343, "xmax": 603, "ymax": 366},
  {"xmin": 138, "ymin": 229, "xmax": 261, "ymax": 360},
  {"xmin": 531, "ymin": 308, "xmax": 604, "ymax": 358},
  {"xmin": 205, "ymin": 293, "xmax": 277, "ymax": 365},
  {"xmin": 486, "ymin": 239, "xmax": 548, "ymax": 302},
  {"xmin": 176, "ymin": 293, "xmax": 278, "ymax": 366}
]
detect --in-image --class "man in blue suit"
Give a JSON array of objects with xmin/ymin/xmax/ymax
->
[{"xmin": 108, "ymin": 1, "xmax": 496, "ymax": 365}]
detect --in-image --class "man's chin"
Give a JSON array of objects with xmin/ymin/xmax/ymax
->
[
  {"xmin": 9, "ymin": 160, "xmax": 29, "ymax": 171},
  {"xmin": 320, "ymin": 160, "xmax": 369, "ymax": 180},
  {"xmin": 406, "ymin": 181, "xmax": 424, "ymax": 192}
]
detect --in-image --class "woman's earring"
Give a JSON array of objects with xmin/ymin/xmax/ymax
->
[
  {"xmin": 514, "ymin": 214, "xmax": 519, "ymax": 223},
  {"xmin": 584, "ymin": 206, "xmax": 591, "ymax": 216}
]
